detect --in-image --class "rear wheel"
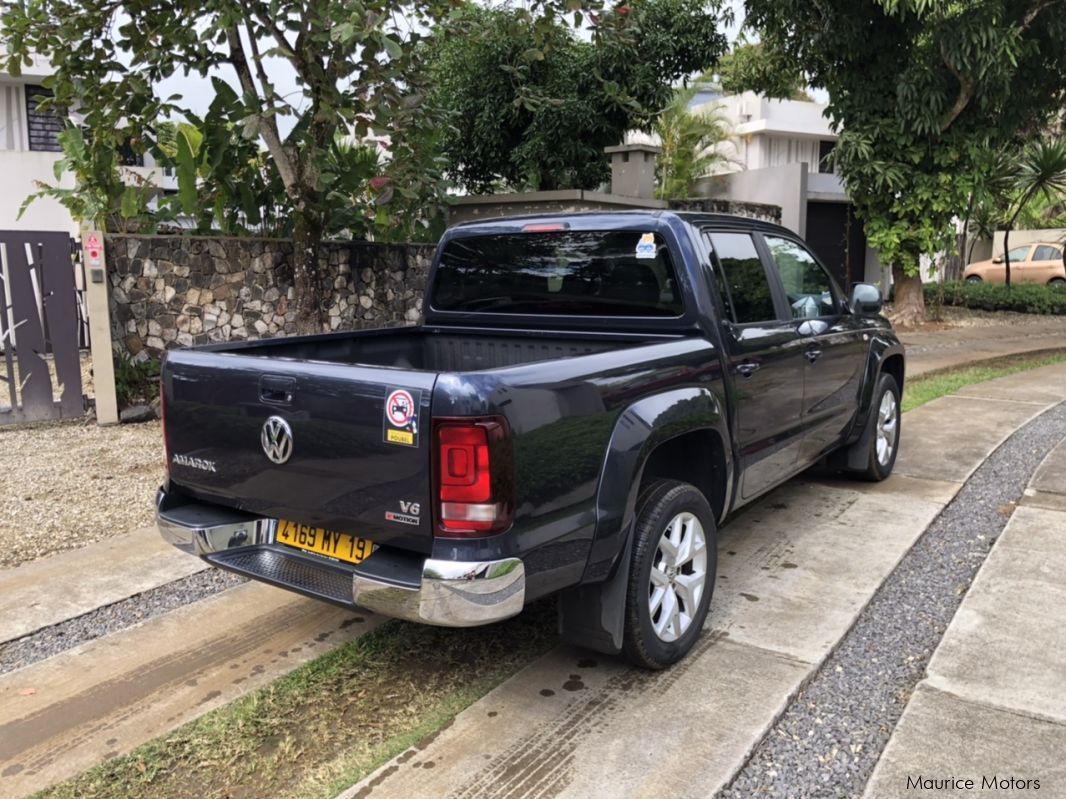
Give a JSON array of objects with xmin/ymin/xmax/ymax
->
[
  {"xmin": 1049, "ymin": 277, "xmax": 1066, "ymax": 288},
  {"xmin": 622, "ymin": 480, "xmax": 716, "ymax": 670}
]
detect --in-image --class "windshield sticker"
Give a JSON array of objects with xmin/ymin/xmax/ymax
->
[
  {"xmin": 635, "ymin": 232, "xmax": 657, "ymax": 259},
  {"xmin": 383, "ymin": 387, "xmax": 421, "ymax": 447}
]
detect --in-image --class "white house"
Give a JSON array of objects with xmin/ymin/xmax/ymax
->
[
  {"xmin": 0, "ymin": 49, "xmax": 175, "ymax": 234},
  {"xmin": 692, "ymin": 91, "xmax": 883, "ymax": 288}
]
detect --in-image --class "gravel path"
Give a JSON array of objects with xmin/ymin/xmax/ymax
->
[
  {"xmin": 0, "ymin": 568, "xmax": 246, "ymax": 675},
  {"xmin": 0, "ymin": 418, "xmax": 162, "ymax": 568},
  {"xmin": 719, "ymin": 402, "xmax": 1066, "ymax": 799}
]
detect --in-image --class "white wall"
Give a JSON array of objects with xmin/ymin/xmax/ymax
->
[
  {"xmin": 0, "ymin": 150, "xmax": 77, "ymax": 232},
  {"xmin": 989, "ymin": 228, "xmax": 1066, "ymax": 258},
  {"xmin": 696, "ymin": 162, "xmax": 808, "ymax": 235}
]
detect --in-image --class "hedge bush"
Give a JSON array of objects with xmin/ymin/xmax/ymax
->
[{"xmin": 923, "ymin": 282, "xmax": 1066, "ymax": 315}]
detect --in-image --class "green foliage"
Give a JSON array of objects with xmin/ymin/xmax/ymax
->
[
  {"xmin": 19, "ymin": 123, "xmax": 156, "ymax": 232},
  {"xmin": 926, "ymin": 282, "xmax": 1066, "ymax": 315},
  {"xmin": 903, "ymin": 352, "xmax": 1066, "ymax": 413},
  {"xmin": 2, "ymin": 0, "xmax": 465, "ymax": 329},
  {"xmin": 654, "ymin": 80, "xmax": 732, "ymax": 200},
  {"xmin": 112, "ymin": 353, "xmax": 160, "ymax": 409},
  {"xmin": 743, "ymin": 0, "xmax": 1066, "ymax": 289},
  {"xmin": 716, "ymin": 40, "xmax": 810, "ymax": 101},
  {"xmin": 999, "ymin": 139, "xmax": 1066, "ymax": 287},
  {"xmin": 425, "ymin": 0, "xmax": 730, "ymax": 193}
]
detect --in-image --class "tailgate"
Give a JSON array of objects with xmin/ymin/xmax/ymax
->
[{"xmin": 162, "ymin": 350, "xmax": 436, "ymax": 554}]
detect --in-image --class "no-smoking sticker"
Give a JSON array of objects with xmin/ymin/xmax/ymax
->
[{"xmin": 383, "ymin": 386, "xmax": 421, "ymax": 447}]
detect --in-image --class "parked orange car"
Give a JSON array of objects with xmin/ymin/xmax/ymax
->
[{"xmin": 964, "ymin": 242, "xmax": 1066, "ymax": 286}]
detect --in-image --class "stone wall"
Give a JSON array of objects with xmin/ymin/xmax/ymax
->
[{"xmin": 106, "ymin": 235, "xmax": 433, "ymax": 361}]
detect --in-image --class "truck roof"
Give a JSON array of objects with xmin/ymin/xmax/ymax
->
[{"xmin": 450, "ymin": 209, "xmax": 795, "ymax": 238}]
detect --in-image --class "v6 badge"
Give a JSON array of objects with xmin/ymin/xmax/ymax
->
[{"xmin": 383, "ymin": 386, "xmax": 421, "ymax": 447}]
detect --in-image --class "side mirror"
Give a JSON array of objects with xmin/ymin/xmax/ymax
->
[
  {"xmin": 850, "ymin": 282, "xmax": 883, "ymax": 315},
  {"xmin": 992, "ymin": 256, "xmax": 1004, "ymax": 264}
]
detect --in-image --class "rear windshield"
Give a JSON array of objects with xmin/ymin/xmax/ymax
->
[{"xmin": 431, "ymin": 230, "xmax": 685, "ymax": 316}]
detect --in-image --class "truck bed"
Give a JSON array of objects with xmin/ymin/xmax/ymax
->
[{"xmin": 213, "ymin": 328, "xmax": 645, "ymax": 372}]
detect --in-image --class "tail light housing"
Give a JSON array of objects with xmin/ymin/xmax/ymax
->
[{"xmin": 433, "ymin": 416, "xmax": 514, "ymax": 537}]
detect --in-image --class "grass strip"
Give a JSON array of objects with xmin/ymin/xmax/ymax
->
[
  {"xmin": 902, "ymin": 349, "xmax": 1066, "ymax": 412},
  {"xmin": 34, "ymin": 602, "xmax": 557, "ymax": 799}
]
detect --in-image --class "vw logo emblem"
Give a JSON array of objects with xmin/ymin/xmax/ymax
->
[{"xmin": 261, "ymin": 416, "xmax": 293, "ymax": 464}]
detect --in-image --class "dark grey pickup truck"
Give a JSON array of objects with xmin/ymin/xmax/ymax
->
[{"xmin": 157, "ymin": 211, "xmax": 904, "ymax": 668}]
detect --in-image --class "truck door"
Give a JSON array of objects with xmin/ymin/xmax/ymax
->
[
  {"xmin": 761, "ymin": 234, "xmax": 866, "ymax": 464},
  {"xmin": 704, "ymin": 231, "xmax": 808, "ymax": 500}
]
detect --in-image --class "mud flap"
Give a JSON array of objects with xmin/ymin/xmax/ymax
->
[
  {"xmin": 557, "ymin": 526, "xmax": 634, "ymax": 655},
  {"xmin": 844, "ymin": 398, "xmax": 878, "ymax": 471}
]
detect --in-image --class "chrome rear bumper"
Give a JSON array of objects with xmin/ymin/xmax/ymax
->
[{"xmin": 156, "ymin": 492, "xmax": 525, "ymax": 628}]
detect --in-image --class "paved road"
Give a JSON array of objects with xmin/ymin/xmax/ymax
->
[
  {"xmin": 339, "ymin": 365, "xmax": 1066, "ymax": 799},
  {"xmin": 864, "ymin": 436, "xmax": 1066, "ymax": 798},
  {"xmin": 2, "ymin": 364, "xmax": 1063, "ymax": 799},
  {"xmin": 901, "ymin": 318, "xmax": 1066, "ymax": 377}
]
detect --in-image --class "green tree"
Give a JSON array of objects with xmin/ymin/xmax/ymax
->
[
  {"xmin": 3, "ymin": 0, "xmax": 457, "ymax": 331},
  {"xmin": 1001, "ymin": 139, "xmax": 1066, "ymax": 288},
  {"xmin": 716, "ymin": 40, "xmax": 810, "ymax": 101},
  {"xmin": 654, "ymin": 83, "xmax": 732, "ymax": 200},
  {"xmin": 425, "ymin": 0, "xmax": 729, "ymax": 193},
  {"xmin": 742, "ymin": 0, "xmax": 1066, "ymax": 325}
]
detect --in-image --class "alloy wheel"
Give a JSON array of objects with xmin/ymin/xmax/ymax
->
[
  {"xmin": 876, "ymin": 390, "xmax": 899, "ymax": 466},
  {"xmin": 648, "ymin": 512, "xmax": 708, "ymax": 643}
]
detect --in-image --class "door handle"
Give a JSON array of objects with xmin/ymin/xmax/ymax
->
[
  {"xmin": 736, "ymin": 362, "xmax": 760, "ymax": 378},
  {"xmin": 805, "ymin": 348, "xmax": 822, "ymax": 364},
  {"xmin": 259, "ymin": 375, "xmax": 295, "ymax": 405}
]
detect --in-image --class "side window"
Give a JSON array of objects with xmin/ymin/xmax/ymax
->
[
  {"xmin": 1034, "ymin": 245, "xmax": 1062, "ymax": 261},
  {"xmin": 707, "ymin": 232, "xmax": 777, "ymax": 324},
  {"xmin": 1007, "ymin": 245, "xmax": 1032, "ymax": 263},
  {"xmin": 764, "ymin": 236, "xmax": 838, "ymax": 319}
]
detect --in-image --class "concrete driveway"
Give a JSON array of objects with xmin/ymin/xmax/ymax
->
[
  {"xmin": 338, "ymin": 365, "xmax": 1066, "ymax": 799},
  {"xmin": 2, "ymin": 363, "xmax": 1064, "ymax": 799}
]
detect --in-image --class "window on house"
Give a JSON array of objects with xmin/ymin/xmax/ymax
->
[
  {"xmin": 25, "ymin": 85, "xmax": 64, "ymax": 152},
  {"xmin": 117, "ymin": 138, "xmax": 145, "ymax": 167},
  {"xmin": 818, "ymin": 140, "xmax": 836, "ymax": 174}
]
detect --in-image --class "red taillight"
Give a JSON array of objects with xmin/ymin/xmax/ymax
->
[
  {"xmin": 434, "ymin": 417, "xmax": 513, "ymax": 537},
  {"xmin": 521, "ymin": 223, "xmax": 568, "ymax": 233}
]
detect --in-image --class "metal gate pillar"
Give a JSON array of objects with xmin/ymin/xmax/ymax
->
[{"xmin": 81, "ymin": 230, "xmax": 118, "ymax": 425}]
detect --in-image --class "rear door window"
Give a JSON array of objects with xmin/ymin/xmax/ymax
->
[
  {"xmin": 432, "ymin": 230, "xmax": 684, "ymax": 317},
  {"xmin": 1034, "ymin": 245, "xmax": 1062, "ymax": 261},
  {"xmin": 706, "ymin": 232, "xmax": 778, "ymax": 324}
]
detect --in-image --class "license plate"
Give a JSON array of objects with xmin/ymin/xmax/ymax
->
[{"xmin": 275, "ymin": 519, "xmax": 377, "ymax": 565}]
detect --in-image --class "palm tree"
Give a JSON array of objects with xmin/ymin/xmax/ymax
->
[
  {"xmin": 654, "ymin": 83, "xmax": 732, "ymax": 200},
  {"xmin": 1002, "ymin": 139, "xmax": 1066, "ymax": 288}
]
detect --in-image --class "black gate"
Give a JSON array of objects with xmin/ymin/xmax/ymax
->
[{"xmin": 0, "ymin": 230, "xmax": 86, "ymax": 425}]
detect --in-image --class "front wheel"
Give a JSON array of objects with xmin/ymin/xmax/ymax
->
[
  {"xmin": 965, "ymin": 275, "xmax": 982, "ymax": 284},
  {"xmin": 622, "ymin": 480, "xmax": 717, "ymax": 670},
  {"xmin": 853, "ymin": 373, "xmax": 901, "ymax": 481}
]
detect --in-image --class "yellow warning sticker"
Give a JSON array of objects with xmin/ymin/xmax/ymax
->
[{"xmin": 386, "ymin": 428, "xmax": 414, "ymax": 445}]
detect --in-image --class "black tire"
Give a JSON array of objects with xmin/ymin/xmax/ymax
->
[
  {"xmin": 851, "ymin": 372, "xmax": 901, "ymax": 481},
  {"xmin": 1048, "ymin": 277, "xmax": 1066, "ymax": 288},
  {"xmin": 622, "ymin": 480, "xmax": 717, "ymax": 670},
  {"xmin": 965, "ymin": 275, "xmax": 982, "ymax": 284}
]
